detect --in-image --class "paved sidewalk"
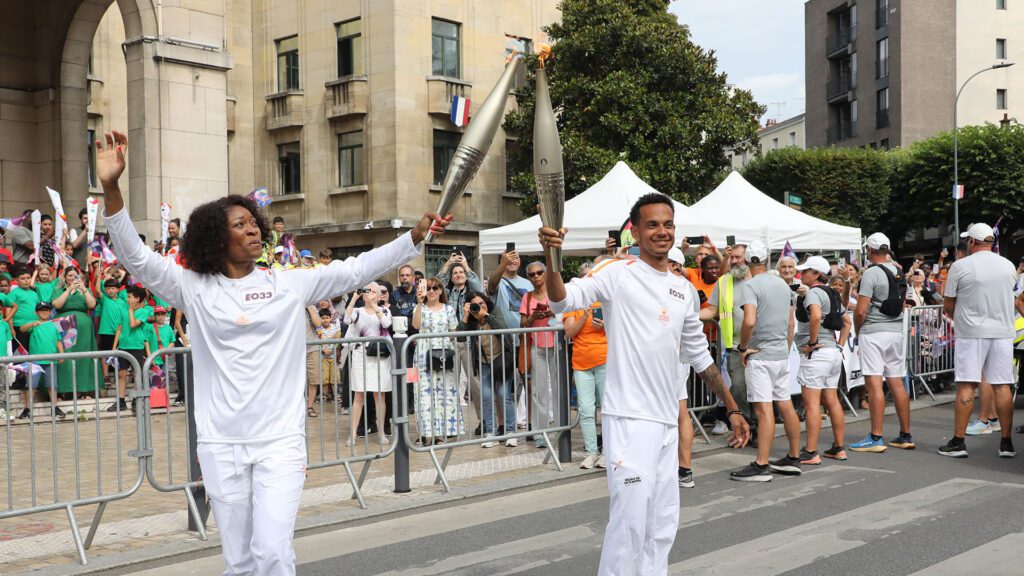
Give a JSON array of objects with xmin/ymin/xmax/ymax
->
[{"xmin": 0, "ymin": 392, "xmax": 955, "ymax": 574}]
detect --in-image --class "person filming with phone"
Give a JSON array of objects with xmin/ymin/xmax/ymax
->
[{"xmin": 519, "ymin": 261, "xmax": 560, "ymax": 449}]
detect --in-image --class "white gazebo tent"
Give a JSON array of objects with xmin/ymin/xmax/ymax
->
[
  {"xmin": 679, "ymin": 171, "xmax": 862, "ymax": 251},
  {"xmin": 479, "ymin": 161, "xmax": 689, "ymax": 255}
]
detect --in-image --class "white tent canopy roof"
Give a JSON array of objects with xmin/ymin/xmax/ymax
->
[
  {"xmin": 679, "ymin": 171, "xmax": 862, "ymax": 251},
  {"xmin": 478, "ymin": 161, "xmax": 689, "ymax": 255}
]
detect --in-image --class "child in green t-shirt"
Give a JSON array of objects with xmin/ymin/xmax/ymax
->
[
  {"xmin": 96, "ymin": 279, "xmax": 127, "ymax": 382},
  {"xmin": 147, "ymin": 307, "xmax": 176, "ymax": 367},
  {"xmin": 9, "ymin": 268, "xmax": 41, "ymax": 350},
  {"xmin": 32, "ymin": 264, "xmax": 59, "ymax": 304},
  {"xmin": 110, "ymin": 285, "xmax": 152, "ymax": 412},
  {"xmin": 17, "ymin": 302, "xmax": 65, "ymax": 420}
]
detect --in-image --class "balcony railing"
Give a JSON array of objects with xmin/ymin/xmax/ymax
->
[
  {"xmin": 426, "ymin": 76, "xmax": 473, "ymax": 117},
  {"xmin": 325, "ymin": 76, "xmax": 368, "ymax": 120},
  {"xmin": 265, "ymin": 90, "xmax": 304, "ymax": 131},
  {"xmin": 826, "ymin": 76, "xmax": 856, "ymax": 101},
  {"xmin": 876, "ymin": 57, "xmax": 889, "ymax": 79},
  {"xmin": 827, "ymin": 121, "xmax": 857, "ymax": 144},
  {"xmin": 876, "ymin": 108, "xmax": 890, "ymax": 129},
  {"xmin": 826, "ymin": 25, "xmax": 856, "ymax": 55}
]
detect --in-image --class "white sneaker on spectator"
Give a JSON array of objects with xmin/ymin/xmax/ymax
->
[
  {"xmin": 966, "ymin": 419, "xmax": 994, "ymax": 436},
  {"xmin": 596, "ymin": 454, "xmax": 606, "ymax": 468},
  {"xmin": 379, "ymin": 435, "xmax": 390, "ymax": 445},
  {"xmin": 482, "ymin": 434, "xmax": 499, "ymax": 448},
  {"xmin": 990, "ymin": 419, "xmax": 1002, "ymax": 433},
  {"xmin": 711, "ymin": 420, "xmax": 729, "ymax": 435},
  {"xmin": 580, "ymin": 453, "xmax": 599, "ymax": 469},
  {"xmin": 505, "ymin": 437, "xmax": 518, "ymax": 448}
]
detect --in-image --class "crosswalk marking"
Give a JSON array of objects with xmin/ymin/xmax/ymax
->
[
  {"xmin": 906, "ymin": 532, "xmax": 1024, "ymax": 575},
  {"xmin": 669, "ymin": 478, "xmax": 1024, "ymax": 576}
]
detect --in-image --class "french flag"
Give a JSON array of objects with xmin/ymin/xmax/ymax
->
[{"xmin": 450, "ymin": 95, "xmax": 470, "ymax": 127}]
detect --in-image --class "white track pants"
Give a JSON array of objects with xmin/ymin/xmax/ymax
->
[
  {"xmin": 197, "ymin": 435, "xmax": 306, "ymax": 576},
  {"xmin": 599, "ymin": 415, "xmax": 679, "ymax": 576}
]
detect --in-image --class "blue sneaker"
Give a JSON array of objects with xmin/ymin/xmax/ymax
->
[
  {"xmin": 966, "ymin": 419, "xmax": 994, "ymax": 436},
  {"xmin": 850, "ymin": 435, "xmax": 887, "ymax": 453}
]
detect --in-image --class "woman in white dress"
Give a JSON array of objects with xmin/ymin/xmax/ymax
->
[
  {"xmin": 412, "ymin": 276, "xmax": 462, "ymax": 443},
  {"xmin": 344, "ymin": 282, "xmax": 392, "ymax": 446},
  {"xmin": 94, "ymin": 131, "xmax": 449, "ymax": 575}
]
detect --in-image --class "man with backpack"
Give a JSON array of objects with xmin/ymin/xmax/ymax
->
[
  {"xmin": 851, "ymin": 233, "xmax": 915, "ymax": 453},
  {"xmin": 794, "ymin": 257, "xmax": 851, "ymax": 464}
]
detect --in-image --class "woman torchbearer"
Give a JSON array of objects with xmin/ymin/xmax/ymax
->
[{"xmin": 95, "ymin": 131, "xmax": 450, "ymax": 575}]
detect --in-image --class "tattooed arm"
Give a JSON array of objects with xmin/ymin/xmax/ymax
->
[{"xmin": 696, "ymin": 363, "xmax": 751, "ymax": 448}]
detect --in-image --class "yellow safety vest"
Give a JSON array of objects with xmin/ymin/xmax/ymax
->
[{"xmin": 718, "ymin": 274, "xmax": 735, "ymax": 349}]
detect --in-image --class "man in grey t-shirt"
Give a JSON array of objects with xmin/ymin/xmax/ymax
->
[
  {"xmin": 10, "ymin": 212, "xmax": 34, "ymax": 266},
  {"xmin": 730, "ymin": 240, "xmax": 799, "ymax": 481},
  {"xmin": 851, "ymin": 232, "xmax": 914, "ymax": 453},
  {"xmin": 939, "ymin": 223, "xmax": 1017, "ymax": 459}
]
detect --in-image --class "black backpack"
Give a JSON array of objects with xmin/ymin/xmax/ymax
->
[
  {"xmin": 869, "ymin": 264, "xmax": 906, "ymax": 317},
  {"xmin": 795, "ymin": 285, "xmax": 845, "ymax": 331}
]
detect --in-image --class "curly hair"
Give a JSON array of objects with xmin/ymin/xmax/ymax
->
[{"xmin": 180, "ymin": 195, "xmax": 269, "ymax": 275}]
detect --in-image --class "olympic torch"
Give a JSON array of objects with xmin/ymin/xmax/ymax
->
[
  {"xmin": 533, "ymin": 48, "xmax": 565, "ymax": 272},
  {"xmin": 425, "ymin": 53, "xmax": 525, "ymax": 242}
]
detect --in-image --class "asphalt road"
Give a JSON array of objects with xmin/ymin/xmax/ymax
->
[{"xmin": 129, "ymin": 403, "xmax": 1024, "ymax": 575}]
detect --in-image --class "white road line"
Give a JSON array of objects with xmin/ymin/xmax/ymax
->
[
  {"xmin": 906, "ymin": 532, "xmax": 1024, "ymax": 575},
  {"xmin": 374, "ymin": 525, "xmax": 596, "ymax": 576},
  {"xmin": 670, "ymin": 478, "xmax": 1024, "ymax": 576}
]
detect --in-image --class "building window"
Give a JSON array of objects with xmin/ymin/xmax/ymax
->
[
  {"xmin": 433, "ymin": 130, "xmax": 461, "ymax": 185},
  {"xmin": 338, "ymin": 131, "xmax": 365, "ymax": 187},
  {"xmin": 771, "ymin": 137, "xmax": 779, "ymax": 150},
  {"xmin": 997, "ymin": 38, "xmax": 1008, "ymax": 60},
  {"xmin": 505, "ymin": 36, "xmax": 533, "ymax": 89},
  {"xmin": 876, "ymin": 0, "xmax": 889, "ymax": 28},
  {"xmin": 880, "ymin": 138, "xmax": 890, "ymax": 149},
  {"xmin": 876, "ymin": 88, "xmax": 890, "ymax": 128},
  {"xmin": 876, "ymin": 38, "xmax": 889, "ymax": 78},
  {"xmin": 431, "ymin": 18, "xmax": 461, "ymax": 78},
  {"xmin": 276, "ymin": 36, "xmax": 300, "ymax": 91},
  {"xmin": 87, "ymin": 129, "xmax": 97, "ymax": 188},
  {"xmin": 789, "ymin": 131, "xmax": 797, "ymax": 146},
  {"xmin": 331, "ymin": 245, "xmax": 372, "ymax": 261},
  {"xmin": 337, "ymin": 19, "xmax": 363, "ymax": 77},
  {"xmin": 278, "ymin": 142, "xmax": 301, "ymax": 194},
  {"xmin": 997, "ymin": 0, "xmax": 1007, "ymax": 9},
  {"xmin": 997, "ymin": 89, "xmax": 1008, "ymax": 109}
]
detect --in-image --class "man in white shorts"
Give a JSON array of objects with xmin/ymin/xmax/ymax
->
[
  {"xmin": 730, "ymin": 240, "xmax": 800, "ymax": 481},
  {"xmin": 939, "ymin": 223, "xmax": 1017, "ymax": 458},
  {"xmin": 851, "ymin": 232, "xmax": 914, "ymax": 452},
  {"xmin": 794, "ymin": 256, "xmax": 850, "ymax": 464}
]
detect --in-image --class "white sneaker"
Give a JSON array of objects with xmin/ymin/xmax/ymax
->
[
  {"xmin": 966, "ymin": 419, "xmax": 994, "ymax": 436},
  {"xmin": 990, "ymin": 419, "xmax": 1003, "ymax": 433},
  {"xmin": 481, "ymin": 434, "xmax": 499, "ymax": 448},
  {"xmin": 505, "ymin": 437, "xmax": 518, "ymax": 448},
  {"xmin": 595, "ymin": 454, "xmax": 606, "ymax": 468},
  {"xmin": 380, "ymin": 435, "xmax": 390, "ymax": 445},
  {"xmin": 580, "ymin": 453, "xmax": 599, "ymax": 469},
  {"xmin": 711, "ymin": 420, "xmax": 729, "ymax": 435}
]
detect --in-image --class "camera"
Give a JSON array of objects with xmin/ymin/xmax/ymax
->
[
  {"xmin": 357, "ymin": 288, "xmax": 371, "ymax": 294},
  {"xmin": 469, "ymin": 303, "xmax": 481, "ymax": 315}
]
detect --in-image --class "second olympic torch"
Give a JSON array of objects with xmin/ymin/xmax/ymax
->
[
  {"xmin": 425, "ymin": 53, "xmax": 525, "ymax": 242},
  {"xmin": 533, "ymin": 55, "xmax": 565, "ymax": 272}
]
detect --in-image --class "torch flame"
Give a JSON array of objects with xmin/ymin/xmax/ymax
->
[{"xmin": 536, "ymin": 43, "xmax": 552, "ymax": 68}]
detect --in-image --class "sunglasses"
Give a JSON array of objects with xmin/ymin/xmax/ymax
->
[
  {"xmin": 427, "ymin": 285, "xmax": 442, "ymax": 292},
  {"xmin": 527, "ymin": 271, "xmax": 545, "ymax": 278}
]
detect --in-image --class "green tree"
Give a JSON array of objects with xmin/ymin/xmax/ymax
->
[
  {"xmin": 741, "ymin": 146, "xmax": 900, "ymax": 232},
  {"xmin": 890, "ymin": 123, "xmax": 1024, "ymax": 240},
  {"xmin": 503, "ymin": 0, "xmax": 765, "ymax": 215}
]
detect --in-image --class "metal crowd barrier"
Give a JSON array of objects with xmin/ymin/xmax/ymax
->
[
  {"xmin": 685, "ymin": 320, "xmax": 724, "ymax": 444},
  {"xmin": 0, "ymin": 350, "xmax": 146, "ymax": 565},
  {"xmin": 399, "ymin": 325, "xmax": 576, "ymax": 493},
  {"xmin": 904, "ymin": 305, "xmax": 952, "ymax": 400}
]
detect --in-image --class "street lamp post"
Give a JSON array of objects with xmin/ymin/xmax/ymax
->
[{"xmin": 953, "ymin": 62, "xmax": 1015, "ymax": 241}]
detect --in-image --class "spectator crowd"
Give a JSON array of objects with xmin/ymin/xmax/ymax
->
[{"xmin": 0, "ymin": 205, "xmax": 1020, "ymax": 484}]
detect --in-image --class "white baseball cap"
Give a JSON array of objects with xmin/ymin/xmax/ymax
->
[
  {"xmin": 744, "ymin": 240, "xmax": 768, "ymax": 264},
  {"xmin": 865, "ymin": 232, "xmax": 891, "ymax": 252},
  {"xmin": 796, "ymin": 255, "xmax": 831, "ymax": 275},
  {"xmin": 668, "ymin": 247, "xmax": 685, "ymax": 264},
  {"xmin": 960, "ymin": 222, "xmax": 995, "ymax": 242},
  {"xmin": 273, "ymin": 246, "xmax": 285, "ymax": 254}
]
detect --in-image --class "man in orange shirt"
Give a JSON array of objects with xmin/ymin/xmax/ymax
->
[{"xmin": 564, "ymin": 293, "xmax": 608, "ymax": 469}]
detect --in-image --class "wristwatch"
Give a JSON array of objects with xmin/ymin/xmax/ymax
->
[
  {"xmin": 807, "ymin": 340, "xmax": 818, "ymax": 347},
  {"xmin": 736, "ymin": 346, "xmax": 748, "ymax": 353}
]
